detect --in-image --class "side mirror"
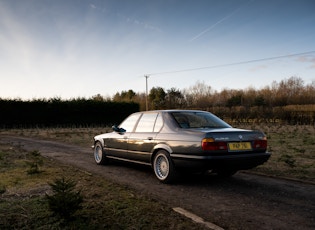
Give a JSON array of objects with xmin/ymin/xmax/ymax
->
[
  {"xmin": 112, "ymin": 125, "xmax": 119, "ymax": 132},
  {"xmin": 112, "ymin": 125, "xmax": 126, "ymax": 133}
]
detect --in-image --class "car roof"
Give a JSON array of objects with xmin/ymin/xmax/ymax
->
[{"xmin": 138, "ymin": 109, "xmax": 208, "ymax": 113}]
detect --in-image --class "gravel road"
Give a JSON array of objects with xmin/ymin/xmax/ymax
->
[{"xmin": 1, "ymin": 135, "xmax": 314, "ymax": 230}]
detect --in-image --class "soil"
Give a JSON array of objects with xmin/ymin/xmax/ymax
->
[{"xmin": 1, "ymin": 135, "xmax": 314, "ymax": 230}]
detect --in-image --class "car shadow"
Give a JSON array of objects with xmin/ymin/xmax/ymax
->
[
  {"xmin": 177, "ymin": 171, "xmax": 237, "ymax": 185},
  {"xmin": 105, "ymin": 159, "xmax": 240, "ymax": 185}
]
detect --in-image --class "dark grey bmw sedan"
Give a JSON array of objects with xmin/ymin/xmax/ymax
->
[{"xmin": 93, "ymin": 110, "xmax": 271, "ymax": 183}]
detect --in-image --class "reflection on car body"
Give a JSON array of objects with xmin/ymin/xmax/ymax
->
[{"xmin": 93, "ymin": 110, "xmax": 271, "ymax": 183}]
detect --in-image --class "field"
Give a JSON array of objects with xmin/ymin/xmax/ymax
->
[
  {"xmin": 2, "ymin": 124, "xmax": 314, "ymax": 182},
  {"xmin": 0, "ymin": 125, "xmax": 314, "ymax": 229},
  {"xmin": 240, "ymin": 124, "xmax": 315, "ymax": 182}
]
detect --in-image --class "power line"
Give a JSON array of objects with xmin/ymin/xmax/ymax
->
[{"xmin": 146, "ymin": 50, "xmax": 315, "ymax": 76}]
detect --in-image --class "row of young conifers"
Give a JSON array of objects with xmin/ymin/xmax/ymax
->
[{"xmin": 0, "ymin": 99, "xmax": 139, "ymax": 128}]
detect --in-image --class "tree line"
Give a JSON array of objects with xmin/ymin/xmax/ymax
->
[
  {"xmin": 1, "ymin": 76, "xmax": 314, "ymax": 127},
  {"xmin": 112, "ymin": 76, "xmax": 315, "ymax": 125}
]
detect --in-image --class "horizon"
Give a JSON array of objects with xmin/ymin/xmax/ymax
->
[{"xmin": 0, "ymin": 76, "xmax": 313, "ymax": 101}]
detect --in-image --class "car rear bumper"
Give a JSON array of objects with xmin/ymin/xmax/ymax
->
[{"xmin": 171, "ymin": 152, "xmax": 271, "ymax": 171}]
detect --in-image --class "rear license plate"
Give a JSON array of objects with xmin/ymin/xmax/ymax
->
[{"xmin": 228, "ymin": 142, "xmax": 252, "ymax": 151}]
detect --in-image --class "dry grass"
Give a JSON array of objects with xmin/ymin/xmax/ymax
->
[{"xmin": 237, "ymin": 124, "xmax": 315, "ymax": 182}]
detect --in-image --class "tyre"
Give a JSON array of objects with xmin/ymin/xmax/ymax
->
[
  {"xmin": 153, "ymin": 150, "xmax": 177, "ymax": 183},
  {"xmin": 94, "ymin": 141, "xmax": 108, "ymax": 165}
]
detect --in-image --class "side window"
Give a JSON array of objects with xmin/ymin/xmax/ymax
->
[
  {"xmin": 135, "ymin": 113, "xmax": 158, "ymax": 132},
  {"xmin": 153, "ymin": 113, "xmax": 163, "ymax": 132},
  {"xmin": 172, "ymin": 113, "xmax": 190, "ymax": 128},
  {"xmin": 119, "ymin": 113, "xmax": 141, "ymax": 132}
]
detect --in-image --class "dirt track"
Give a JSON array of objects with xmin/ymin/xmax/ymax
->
[{"xmin": 1, "ymin": 135, "xmax": 314, "ymax": 230}]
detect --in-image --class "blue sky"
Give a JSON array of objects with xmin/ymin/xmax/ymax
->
[{"xmin": 0, "ymin": 0, "xmax": 314, "ymax": 99}]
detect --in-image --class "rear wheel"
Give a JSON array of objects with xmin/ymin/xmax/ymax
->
[
  {"xmin": 94, "ymin": 142, "xmax": 108, "ymax": 165},
  {"xmin": 153, "ymin": 150, "xmax": 177, "ymax": 183}
]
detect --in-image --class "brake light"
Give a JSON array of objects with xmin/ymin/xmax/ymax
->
[
  {"xmin": 202, "ymin": 138, "xmax": 228, "ymax": 151},
  {"xmin": 253, "ymin": 137, "xmax": 267, "ymax": 149}
]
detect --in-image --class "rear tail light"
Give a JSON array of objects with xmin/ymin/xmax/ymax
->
[
  {"xmin": 253, "ymin": 137, "xmax": 267, "ymax": 149},
  {"xmin": 202, "ymin": 138, "xmax": 228, "ymax": 151}
]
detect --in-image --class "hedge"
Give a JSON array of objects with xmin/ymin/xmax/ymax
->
[{"xmin": 0, "ymin": 99, "xmax": 139, "ymax": 128}]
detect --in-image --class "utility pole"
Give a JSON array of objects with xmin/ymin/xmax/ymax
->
[{"xmin": 145, "ymin": 75, "xmax": 149, "ymax": 111}]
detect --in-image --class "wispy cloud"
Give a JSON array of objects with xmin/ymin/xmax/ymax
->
[
  {"xmin": 296, "ymin": 55, "xmax": 315, "ymax": 68},
  {"xmin": 249, "ymin": 65, "xmax": 268, "ymax": 72},
  {"xmin": 190, "ymin": 0, "xmax": 253, "ymax": 42},
  {"xmin": 122, "ymin": 15, "xmax": 162, "ymax": 33},
  {"xmin": 190, "ymin": 13, "xmax": 235, "ymax": 42}
]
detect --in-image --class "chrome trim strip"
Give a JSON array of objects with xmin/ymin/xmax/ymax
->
[{"xmin": 107, "ymin": 156, "xmax": 151, "ymax": 166}]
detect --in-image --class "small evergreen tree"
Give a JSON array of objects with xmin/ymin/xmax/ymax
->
[
  {"xmin": 26, "ymin": 150, "xmax": 43, "ymax": 174},
  {"xmin": 46, "ymin": 177, "xmax": 83, "ymax": 220}
]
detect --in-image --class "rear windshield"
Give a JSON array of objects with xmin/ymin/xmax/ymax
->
[{"xmin": 171, "ymin": 111, "xmax": 231, "ymax": 129}]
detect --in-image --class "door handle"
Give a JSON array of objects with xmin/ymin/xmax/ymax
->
[{"xmin": 147, "ymin": 137, "xmax": 153, "ymax": 140}]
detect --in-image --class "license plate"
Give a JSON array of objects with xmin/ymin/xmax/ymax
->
[{"xmin": 228, "ymin": 142, "xmax": 252, "ymax": 151}]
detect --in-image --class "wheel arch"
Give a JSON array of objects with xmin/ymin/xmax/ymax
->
[
  {"xmin": 150, "ymin": 144, "xmax": 173, "ymax": 166},
  {"xmin": 94, "ymin": 138, "xmax": 104, "ymax": 147}
]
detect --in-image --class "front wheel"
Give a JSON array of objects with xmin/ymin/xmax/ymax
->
[
  {"xmin": 153, "ymin": 150, "xmax": 177, "ymax": 183},
  {"xmin": 94, "ymin": 141, "xmax": 108, "ymax": 165}
]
